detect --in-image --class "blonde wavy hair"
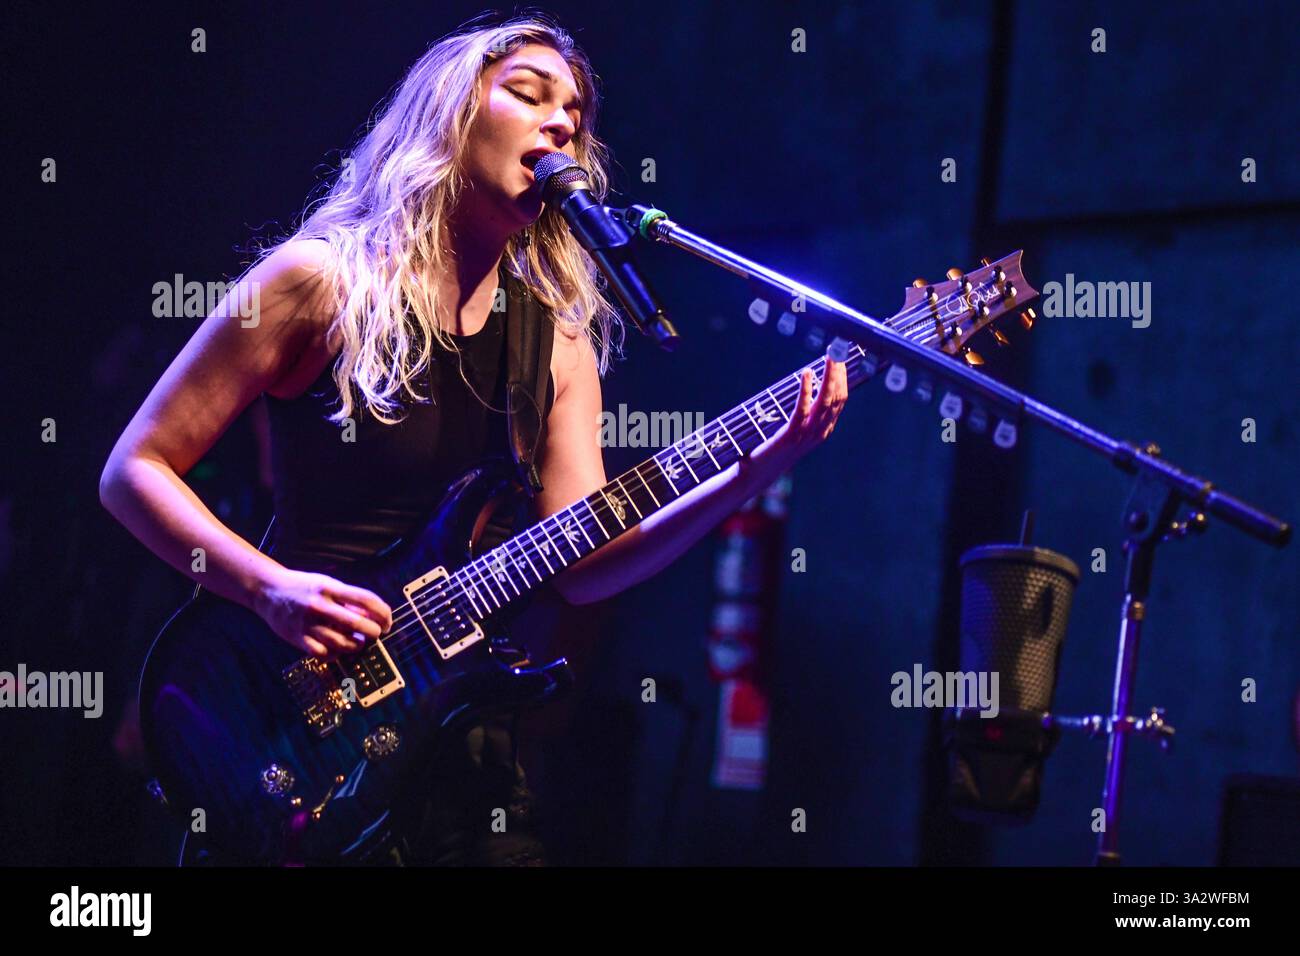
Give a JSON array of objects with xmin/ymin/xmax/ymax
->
[{"xmin": 272, "ymin": 11, "xmax": 622, "ymax": 424}]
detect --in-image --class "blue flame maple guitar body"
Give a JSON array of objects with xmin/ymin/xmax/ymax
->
[{"xmin": 139, "ymin": 459, "xmax": 572, "ymax": 865}]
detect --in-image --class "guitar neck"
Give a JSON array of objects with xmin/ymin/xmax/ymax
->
[
  {"xmin": 442, "ymin": 250, "xmax": 1035, "ymax": 619},
  {"xmin": 449, "ymin": 338, "xmax": 885, "ymax": 619}
]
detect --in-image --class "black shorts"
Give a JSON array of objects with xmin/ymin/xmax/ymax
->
[{"xmin": 387, "ymin": 713, "xmax": 547, "ymax": 867}]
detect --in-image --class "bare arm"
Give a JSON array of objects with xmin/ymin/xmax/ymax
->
[
  {"xmin": 99, "ymin": 240, "xmax": 391, "ymax": 656},
  {"xmin": 536, "ymin": 330, "xmax": 848, "ymax": 606}
]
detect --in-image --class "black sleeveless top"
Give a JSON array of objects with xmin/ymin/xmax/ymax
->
[{"xmin": 264, "ymin": 302, "xmax": 520, "ymax": 571}]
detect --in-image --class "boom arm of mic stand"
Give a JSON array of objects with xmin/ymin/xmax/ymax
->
[{"xmin": 612, "ymin": 204, "xmax": 1291, "ymax": 549}]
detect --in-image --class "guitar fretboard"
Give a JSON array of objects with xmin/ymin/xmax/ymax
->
[
  {"xmin": 443, "ymin": 339, "xmax": 886, "ymax": 620},
  {"xmin": 411, "ymin": 243, "xmax": 1032, "ymax": 628}
]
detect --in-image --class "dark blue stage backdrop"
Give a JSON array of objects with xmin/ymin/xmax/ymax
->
[{"xmin": 4, "ymin": 0, "xmax": 1297, "ymax": 866}]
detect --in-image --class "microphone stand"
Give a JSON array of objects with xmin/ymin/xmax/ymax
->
[{"xmin": 608, "ymin": 202, "xmax": 1292, "ymax": 865}]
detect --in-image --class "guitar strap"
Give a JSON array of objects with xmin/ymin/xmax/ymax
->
[
  {"xmin": 501, "ymin": 261, "xmax": 554, "ymax": 499},
  {"xmin": 253, "ymin": 264, "xmax": 555, "ymax": 574},
  {"xmin": 473, "ymin": 264, "xmax": 556, "ymax": 628}
]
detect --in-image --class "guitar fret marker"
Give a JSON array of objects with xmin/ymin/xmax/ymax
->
[
  {"xmin": 741, "ymin": 402, "xmax": 768, "ymax": 438},
  {"xmin": 537, "ymin": 523, "xmax": 568, "ymax": 566},
  {"xmin": 765, "ymin": 387, "xmax": 791, "ymax": 421},
  {"xmin": 654, "ymin": 456, "xmax": 682, "ymax": 495},
  {"xmin": 601, "ymin": 488, "xmax": 628, "ymax": 527},
  {"xmin": 515, "ymin": 539, "xmax": 542, "ymax": 581},
  {"xmin": 526, "ymin": 526, "xmax": 555, "ymax": 572},
  {"xmin": 502, "ymin": 542, "xmax": 530, "ymax": 583},
  {"xmin": 674, "ymin": 446, "xmax": 701, "ymax": 484},
  {"xmin": 488, "ymin": 550, "xmax": 520, "ymax": 597},
  {"xmin": 753, "ymin": 398, "xmax": 783, "ymax": 425},
  {"xmin": 558, "ymin": 511, "xmax": 587, "ymax": 556},
  {"xmin": 471, "ymin": 562, "xmax": 506, "ymax": 606},
  {"xmin": 465, "ymin": 580, "xmax": 488, "ymax": 616},
  {"xmin": 703, "ymin": 428, "xmax": 727, "ymax": 466},
  {"xmin": 613, "ymin": 477, "xmax": 643, "ymax": 519}
]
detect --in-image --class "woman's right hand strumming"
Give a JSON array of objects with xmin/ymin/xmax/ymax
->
[{"xmin": 254, "ymin": 567, "xmax": 393, "ymax": 659}]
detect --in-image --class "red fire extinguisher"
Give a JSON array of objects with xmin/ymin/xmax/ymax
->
[{"xmin": 707, "ymin": 473, "xmax": 791, "ymax": 789}]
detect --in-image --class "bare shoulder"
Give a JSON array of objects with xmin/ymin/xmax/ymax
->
[
  {"xmin": 102, "ymin": 238, "xmax": 341, "ymax": 477},
  {"xmin": 252, "ymin": 238, "xmax": 341, "ymax": 397},
  {"xmin": 255, "ymin": 238, "xmax": 335, "ymax": 318},
  {"xmin": 549, "ymin": 321, "xmax": 599, "ymax": 404},
  {"xmin": 266, "ymin": 236, "xmax": 333, "ymax": 275}
]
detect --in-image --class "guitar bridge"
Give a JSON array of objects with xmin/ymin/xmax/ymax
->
[
  {"xmin": 283, "ymin": 639, "xmax": 407, "ymax": 737},
  {"xmin": 283, "ymin": 658, "xmax": 346, "ymax": 738}
]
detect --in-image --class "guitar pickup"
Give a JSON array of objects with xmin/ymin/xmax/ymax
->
[
  {"xmin": 404, "ymin": 566, "xmax": 485, "ymax": 660},
  {"xmin": 337, "ymin": 639, "xmax": 405, "ymax": 708}
]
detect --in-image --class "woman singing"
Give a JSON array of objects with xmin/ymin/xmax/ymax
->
[{"xmin": 99, "ymin": 12, "xmax": 847, "ymax": 865}]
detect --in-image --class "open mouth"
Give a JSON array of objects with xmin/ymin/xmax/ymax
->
[{"xmin": 521, "ymin": 149, "xmax": 559, "ymax": 173}]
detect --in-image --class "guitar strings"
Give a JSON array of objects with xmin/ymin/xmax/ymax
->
[
  {"xmin": 393, "ymin": 279, "xmax": 986, "ymax": 624},
  {"xmin": 373, "ymin": 343, "xmax": 880, "ymax": 659},
  {"xmin": 360, "ymin": 289, "xmax": 975, "ymax": 667},
  {"xmin": 333, "ymin": 277, "xmax": 1005, "ymax": 670},
  {"xmin": 375, "ymin": 282, "xmax": 991, "ymax": 663}
]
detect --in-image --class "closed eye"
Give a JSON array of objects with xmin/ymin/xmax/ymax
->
[{"xmin": 507, "ymin": 86, "xmax": 580, "ymax": 129}]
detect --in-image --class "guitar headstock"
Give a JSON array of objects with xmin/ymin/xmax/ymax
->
[{"xmin": 888, "ymin": 251, "xmax": 1038, "ymax": 364}]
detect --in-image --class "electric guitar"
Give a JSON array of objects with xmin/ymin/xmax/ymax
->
[{"xmin": 139, "ymin": 252, "xmax": 1037, "ymax": 863}]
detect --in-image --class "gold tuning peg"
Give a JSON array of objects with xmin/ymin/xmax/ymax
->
[
  {"xmin": 979, "ymin": 257, "xmax": 992, "ymax": 268},
  {"xmin": 1019, "ymin": 307, "xmax": 1036, "ymax": 330},
  {"xmin": 962, "ymin": 347, "xmax": 985, "ymax": 366},
  {"xmin": 992, "ymin": 328, "xmax": 1010, "ymax": 347},
  {"xmin": 945, "ymin": 267, "xmax": 963, "ymax": 281},
  {"xmin": 912, "ymin": 278, "xmax": 928, "ymax": 288}
]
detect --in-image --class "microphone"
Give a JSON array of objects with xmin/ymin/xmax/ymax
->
[
  {"xmin": 533, "ymin": 152, "xmax": 679, "ymax": 350},
  {"xmin": 943, "ymin": 532, "xmax": 1080, "ymax": 825}
]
